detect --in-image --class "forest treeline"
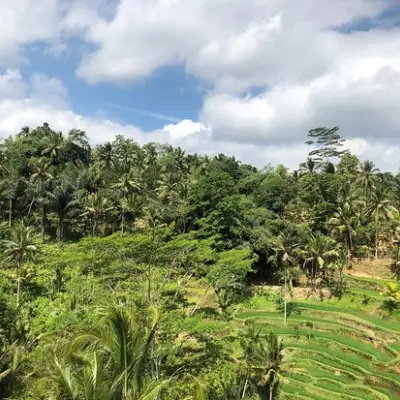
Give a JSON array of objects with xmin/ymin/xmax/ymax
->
[{"xmin": 0, "ymin": 123, "xmax": 399, "ymax": 399}]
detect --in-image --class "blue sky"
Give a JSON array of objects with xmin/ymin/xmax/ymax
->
[
  {"xmin": 22, "ymin": 45, "xmax": 205, "ymax": 130},
  {"xmin": 1, "ymin": 0, "xmax": 400, "ymax": 170}
]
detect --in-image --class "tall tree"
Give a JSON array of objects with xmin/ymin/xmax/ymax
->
[
  {"xmin": 357, "ymin": 160, "xmax": 378, "ymax": 199},
  {"xmin": 29, "ymin": 158, "xmax": 54, "ymax": 240},
  {"xmin": 306, "ymin": 126, "xmax": 349, "ymax": 162},
  {"xmin": 296, "ymin": 233, "xmax": 339, "ymax": 288},
  {"xmin": 268, "ymin": 233, "xmax": 298, "ymax": 324},
  {"xmin": 81, "ymin": 193, "xmax": 114, "ymax": 236},
  {"xmin": 366, "ymin": 190, "xmax": 398, "ymax": 259},
  {"xmin": 2, "ymin": 221, "xmax": 39, "ymax": 306},
  {"xmin": 41, "ymin": 130, "xmax": 64, "ymax": 161}
]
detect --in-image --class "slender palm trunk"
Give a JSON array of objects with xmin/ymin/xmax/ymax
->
[
  {"xmin": 121, "ymin": 208, "xmax": 125, "ymax": 234},
  {"xmin": 27, "ymin": 198, "xmax": 35, "ymax": 218},
  {"xmin": 147, "ymin": 263, "xmax": 152, "ymax": 302},
  {"xmin": 41, "ymin": 203, "xmax": 46, "ymax": 240},
  {"xmin": 241, "ymin": 377, "xmax": 249, "ymax": 399},
  {"xmin": 284, "ymin": 263, "xmax": 287, "ymax": 325},
  {"xmin": 375, "ymin": 215, "xmax": 379, "ymax": 260},
  {"xmin": 8, "ymin": 198, "xmax": 13, "ymax": 227},
  {"xmin": 16, "ymin": 261, "xmax": 21, "ymax": 307},
  {"xmin": 58, "ymin": 213, "xmax": 64, "ymax": 242}
]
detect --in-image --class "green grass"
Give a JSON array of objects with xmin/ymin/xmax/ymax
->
[
  {"xmin": 236, "ymin": 285, "xmax": 400, "ymax": 399},
  {"xmin": 296, "ymin": 364, "xmax": 356, "ymax": 384},
  {"xmin": 294, "ymin": 302, "xmax": 400, "ymax": 332},
  {"xmin": 345, "ymin": 274, "xmax": 392, "ymax": 287},
  {"xmin": 256, "ymin": 325, "xmax": 392, "ymax": 362},
  {"xmin": 348, "ymin": 287, "xmax": 383, "ymax": 299}
]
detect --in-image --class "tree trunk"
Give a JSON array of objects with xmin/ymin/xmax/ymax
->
[
  {"xmin": 41, "ymin": 203, "xmax": 46, "ymax": 240},
  {"xmin": 284, "ymin": 264, "xmax": 287, "ymax": 325},
  {"xmin": 269, "ymin": 388, "xmax": 273, "ymax": 400},
  {"xmin": 27, "ymin": 198, "xmax": 35, "ymax": 218},
  {"xmin": 375, "ymin": 219, "xmax": 379, "ymax": 260},
  {"xmin": 121, "ymin": 208, "xmax": 125, "ymax": 234},
  {"xmin": 16, "ymin": 262, "xmax": 21, "ymax": 307},
  {"xmin": 147, "ymin": 264, "xmax": 152, "ymax": 302},
  {"xmin": 8, "ymin": 198, "xmax": 13, "ymax": 228},
  {"xmin": 241, "ymin": 377, "xmax": 249, "ymax": 399},
  {"xmin": 58, "ymin": 213, "xmax": 64, "ymax": 242}
]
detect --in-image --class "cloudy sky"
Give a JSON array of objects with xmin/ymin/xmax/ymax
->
[{"xmin": 1, "ymin": 0, "xmax": 400, "ymax": 170}]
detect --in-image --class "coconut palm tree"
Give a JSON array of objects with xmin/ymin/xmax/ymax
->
[
  {"xmin": 299, "ymin": 157, "xmax": 320, "ymax": 176},
  {"xmin": 48, "ymin": 306, "xmax": 205, "ymax": 400},
  {"xmin": 357, "ymin": 160, "xmax": 379, "ymax": 198},
  {"xmin": 366, "ymin": 190, "xmax": 398, "ymax": 259},
  {"xmin": 242, "ymin": 326, "xmax": 283, "ymax": 400},
  {"xmin": 111, "ymin": 169, "xmax": 142, "ymax": 197},
  {"xmin": 96, "ymin": 142, "xmax": 114, "ymax": 169},
  {"xmin": 49, "ymin": 171, "xmax": 77, "ymax": 242},
  {"xmin": 380, "ymin": 282, "xmax": 400, "ymax": 313},
  {"xmin": 69, "ymin": 306, "xmax": 160, "ymax": 399},
  {"xmin": 296, "ymin": 233, "xmax": 339, "ymax": 289},
  {"xmin": 2, "ymin": 221, "xmax": 39, "ymax": 306},
  {"xmin": 117, "ymin": 194, "xmax": 144, "ymax": 234},
  {"xmin": 81, "ymin": 193, "xmax": 114, "ymax": 236},
  {"xmin": 328, "ymin": 203, "xmax": 359, "ymax": 257},
  {"xmin": 30, "ymin": 158, "xmax": 54, "ymax": 239},
  {"xmin": 390, "ymin": 245, "xmax": 400, "ymax": 280},
  {"xmin": 41, "ymin": 130, "xmax": 64, "ymax": 160},
  {"xmin": 268, "ymin": 233, "xmax": 298, "ymax": 324}
]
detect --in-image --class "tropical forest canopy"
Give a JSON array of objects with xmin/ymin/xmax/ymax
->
[{"xmin": 0, "ymin": 123, "xmax": 399, "ymax": 399}]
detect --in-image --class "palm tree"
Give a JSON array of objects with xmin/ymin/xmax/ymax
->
[
  {"xmin": 390, "ymin": 245, "xmax": 400, "ymax": 280},
  {"xmin": 299, "ymin": 157, "xmax": 319, "ymax": 176},
  {"xmin": 96, "ymin": 142, "xmax": 114, "ymax": 169},
  {"xmin": 81, "ymin": 193, "xmax": 114, "ymax": 236},
  {"xmin": 155, "ymin": 172, "xmax": 178, "ymax": 203},
  {"xmin": 112, "ymin": 169, "xmax": 142, "ymax": 233},
  {"xmin": 49, "ymin": 171, "xmax": 77, "ymax": 242},
  {"xmin": 328, "ymin": 203, "xmax": 359, "ymax": 257},
  {"xmin": 75, "ymin": 164, "xmax": 103, "ymax": 197},
  {"xmin": 30, "ymin": 158, "xmax": 54, "ymax": 239},
  {"xmin": 296, "ymin": 234, "xmax": 339, "ymax": 289},
  {"xmin": 380, "ymin": 282, "xmax": 400, "ymax": 313},
  {"xmin": 2, "ymin": 221, "xmax": 39, "ymax": 306},
  {"xmin": 61, "ymin": 306, "xmax": 205, "ymax": 400},
  {"xmin": 46, "ymin": 306, "xmax": 204, "ymax": 400},
  {"xmin": 69, "ymin": 306, "xmax": 160, "ymax": 399},
  {"xmin": 268, "ymin": 233, "xmax": 298, "ymax": 324},
  {"xmin": 357, "ymin": 160, "xmax": 378, "ymax": 198},
  {"xmin": 112, "ymin": 169, "xmax": 142, "ymax": 197},
  {"xmin": 366, "ymin": 190, "xmax": 398, "ymax": 259},
  {"xmin": 118, "ymin": 194, "xmax": 144, "ymax": 234},
  {"xmin": 41, "ymin": 130, "xmax": 64, "ymax": 160},
  {"xmin": 242, "ymin": 327, "xmax": 283, "ymax": 400},
  {"xmin": 1, "ymin": 170, "xmax": 23, "ymax": 228}
]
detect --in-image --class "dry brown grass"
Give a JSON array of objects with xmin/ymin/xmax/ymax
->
[{"xmin": 345, "ymin": 258, "xmax": 393, "ymax": 280}]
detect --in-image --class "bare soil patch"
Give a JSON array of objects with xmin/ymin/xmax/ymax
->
[{"xmin": 345, "ymin": 258, "xmax": 392, "ymax": 280}]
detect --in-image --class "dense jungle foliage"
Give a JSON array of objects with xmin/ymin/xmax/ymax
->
[{"xmin": 0, "ymin": 123, "xmax": 399, "ymax": 399}]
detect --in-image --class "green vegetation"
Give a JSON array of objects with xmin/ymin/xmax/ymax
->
[{"xmin": 0, "ymin": 123, "xmax": 399, "ymax": 399}]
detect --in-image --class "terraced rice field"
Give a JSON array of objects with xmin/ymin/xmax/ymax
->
[{"xmin": 236, "ymin": 277, "xmax": 400, "ymax": 399}]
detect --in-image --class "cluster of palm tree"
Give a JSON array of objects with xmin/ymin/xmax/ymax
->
[
  {"xmin": 0, "ymin": 125, "xmax": 203, "ymax": 241},
  {"xmin": 37, "ymin": 306, "xmax": 205, "ymax": 400}
]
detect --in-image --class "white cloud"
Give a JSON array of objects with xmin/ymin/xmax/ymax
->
[
  {"xmin": 1, "ymin": 1, "xmax": 400, "ymax": 171},
  {"xmin": 162, "ymin": 119, "xmax": 210, "ymax": 140},
  {"xmin": 0, "ymin": 68, "xmax": 398, "ymax": 171},
  {"xmin": 76, "ymin": 0, "xmax": 391, "ymax": 87},
  {"xmin": 0, "ymin": 1, "xmax": 114, "ymax": 68}
]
